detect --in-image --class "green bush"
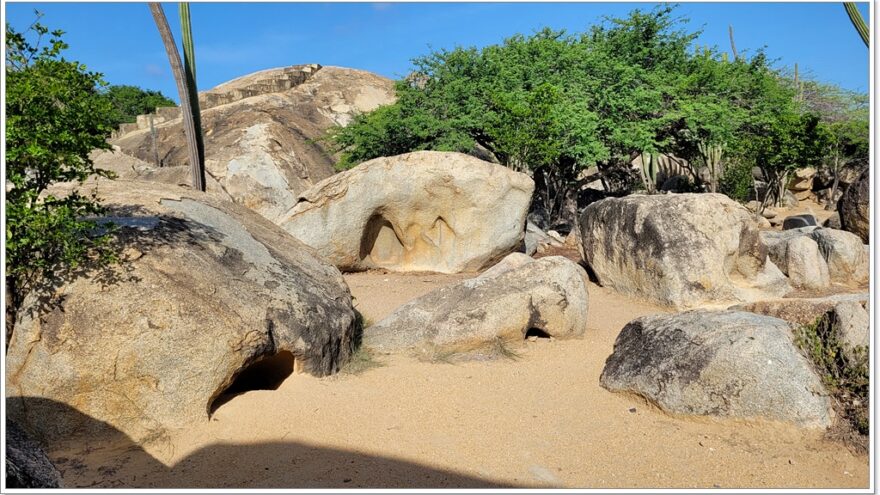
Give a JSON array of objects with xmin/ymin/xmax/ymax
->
[
  {"xmin": 794, "ymin": 313, "xmax": 869, "ymax": 436},
  {"xmin": 5, "ymin": 15, "xmax": 118, "ymax": 326},
  {"xmin": 718, "ymin": 161, "xmax": 754, "ymax": 203}
]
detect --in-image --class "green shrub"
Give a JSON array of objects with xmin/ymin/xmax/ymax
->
[
  {"xmin": 794, "ymin": 313, "xmax": 869, "ymax": 436},
  {"xmin": 718, "ymin": 161, "xmax": 754, "ymax": 203},
  {"xmin": 5, "ymin": 15, "xmax": 118, "ymax": 329}
]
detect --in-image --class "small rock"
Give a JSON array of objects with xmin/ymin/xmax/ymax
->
[
  {"xmin": 628, "ymin": 408, "xmax": 637, "ymax": 414},
  {"xmin": 822, "ymin": 213, "xmax": 842, "ymax": 230},
  {"xmin": 122, "ymin": 247, "xmax": 144, "ymax": 261},
  {"xmin": 782, "ymin": 214, "xmax": 817, "ymax": 230}
]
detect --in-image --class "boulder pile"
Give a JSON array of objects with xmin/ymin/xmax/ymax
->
[{"xmin": 107, "ymin": 65, "xmax": 396, "ymax": 224}]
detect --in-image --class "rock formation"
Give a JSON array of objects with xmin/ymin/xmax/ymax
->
[
  {"xmin": 5, "ymin": 421, "xmax": 63, "ymax": 488},
  {"xmin": 364, "ymin": 254, "xmax": 589, "ymax": 356},
  {"xmin": 578, "ymin": 193, "xmax": 790, "ymax": 309},
  {"xmin": 730, "ymin": 293, "xmax": 868, "ymax": 326},
  {"xmin": 279, "ymin": 151, "xmax": 535, "ymax": 273},
  {"xmin": 838, "ymin": 168, "xmax": 869, "ymax": 243},
  {"xmin": 108, "ymin": 65, "xmax": 396, "ymax": 224},
  {"xmin": 761, "ymin": 227, "xmax": 869, "ymax": 288},
  {"xmin": 600, "ymin": 310, "xmax": 833, "ymax": 428},
  {"xmin": 6, "ymin": 180, "xmax": 357, "ymax": 444}
]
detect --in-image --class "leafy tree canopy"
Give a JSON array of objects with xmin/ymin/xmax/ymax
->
[
  {"xmin": 100, "ymin": 84, "xmax": 176, "ymax": 127},
  {"xmin": 330, "ymin": 5, "xmax": 866, "ymax": 219}
]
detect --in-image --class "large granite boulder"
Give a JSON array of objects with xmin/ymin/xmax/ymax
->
[
  {"xmin": 838, "ymin": 168, "xmax": 869, "ymax": 243},
  {"xmin": 109, "ymin": 65, "xmax": 396, "ymax": 224},
  {"xmin": 578, "ymin": 193, "xmax": 790, "ymax": 309},
  {"xmin": 5, "ymin": 421, "xmax": 63, "ymax": 488},
  {"xmin": 279, "ymin": 151, "xmax": 535, "ymax": 273},
  {"xmin": 600, "ymin": 311, "xmax": 833, "ymax": 428},
  {"xmin": 6, "ymin": 180, "xmax": 358, "ymax": 444},
  {"xmin": 363, "ymin": 254, "xmax": 589, "ymax": 356},
  {"xmin": 761, "ymin": 227, "xmax": 868, "ymax": 287}
]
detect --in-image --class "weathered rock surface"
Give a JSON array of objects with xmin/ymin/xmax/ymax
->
[
  {"xmin": 363, "ymin": 255, "xmax": 589, "ymax": 355},
  {"xmin": 823, "ymin": 212, "xmax": 842, "ymax": 230},
  {"xmin": 827, "ymin": 301, "xmax": 870, "ymax": 363},
  {"xmin": 5, "ymin": 421, "xmax": 63, "ymax": 488},
  {"xmin": 600, "ymin": 311, "xmax": 833, "ymax": 428},
  {"xmin": 812, "ymin": 228, "xmax": 870, "ymax": 283},
  {"xmin": 279, "ymin": 151, "xmax": 535, "ymax": 273},
  {"xmin": 110, "ymin": 65, "xmax": 396, "ymax": 224},
  {"xmin": 6, "ymin": 180, "xmax": 357, "ymax": 443},
  {"xmin": 578, "ymin": 193, "xmax": 790, "ymax": 309},
  {"xmin": 91, "ymin": 147, "xmax": 229, "ymax": 196},
  {"xmin": 761, "ymin": 227, "xmax": 868, "ymax": 287},
  {"xmin": 523, "ymin": 221, "xmax": 563, "ymax": 256},
  {"xmin": 788, "ymin": 167, "xmax": 816, "ymax": 192},
  {"xmin": 730, "ymin": 293, "xmax": 868, "ymax": 326},
  {"xmin": 775, "ymin": 235, "xmax": 831, "ymax": 290},
  {"xmin": 838, "ymin": 168, "xmax": 869, "ymax": 243}
]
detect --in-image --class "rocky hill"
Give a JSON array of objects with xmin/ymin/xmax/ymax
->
[{"xmin": 104, "ymin": 64, "xmax": 396, "ymax": 224}]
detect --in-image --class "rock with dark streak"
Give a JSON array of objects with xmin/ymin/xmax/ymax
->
[
  {"xmin": 600, "ymin": 310, "xmax": 833, "ymax": 428},
  {"xmin": 6, "ymin": 179, "xmax": 357, "ymax": 444}
]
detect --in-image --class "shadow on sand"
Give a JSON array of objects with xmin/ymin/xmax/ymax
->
[{"xmin": 8, "ymin": 397, "xmax": 520, "ymax": 489}]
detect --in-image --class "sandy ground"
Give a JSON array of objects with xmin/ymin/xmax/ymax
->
[{"xmin": 48, "ymin": 267, "xmax": 869, "ymax": 489}]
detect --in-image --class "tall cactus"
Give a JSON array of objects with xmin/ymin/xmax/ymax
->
[
  {"xmin": 698, "ymin": 141, "xmax": 724, "ymax": 193},
  {"xmin": 728, "ymin": 25, "xmax": 739, "ymax": 60},
  {"xmin": 178, "ymin": 3, "xmax": 206, "ymax": 191},
  {"xmin": 638, "ymin": 151, "xmax": 658, "ymax": 194},
  {"xmin": 149, "ymin": 113, "xmax": 161, "ymax": 168},
  {"xmin": 844, "ymin": 3, "xmax": 869, "ymax": 47},
  {"xmin": 148, "ymin": 3, "xmax": 206, "ymax": 192}
]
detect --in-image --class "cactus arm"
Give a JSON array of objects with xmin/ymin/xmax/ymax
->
[
  {"xmin": 844, "ymin": 3, "xmax": 870, "ymax": 47},
  {"xmin": 178, "ymin": 2, "xmax": 206, "ymax": 191},
  {"xmin": 728, "ymin": 25, "xmax": 739, "ymax": 60}
]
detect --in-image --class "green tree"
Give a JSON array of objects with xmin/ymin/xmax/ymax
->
[
  {"xmin": 101, "ymin": 84, "xmax": 175, "ymax": 126},
  {"xmin": 672, "ymin": 48, "xmax": 751, "ymax": 192},
  {"xmin": 329, "ymin": 5, "xmax": 839, "ymax": 220},
  {"xmin": 800, "ymin": 80, "xmax": 869, "ymax": 208},
  {"xmin": 5, "ymin": 15, "xmax": 118, "ymax": 335},
  {"xmin": 331, "ymin": 7, "xmax": 693, "ymax": 225}
]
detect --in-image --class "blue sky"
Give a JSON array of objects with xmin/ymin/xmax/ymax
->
[{"xmin": 5, "ymin": 2, "xmax": 872, "ymax": 102}]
